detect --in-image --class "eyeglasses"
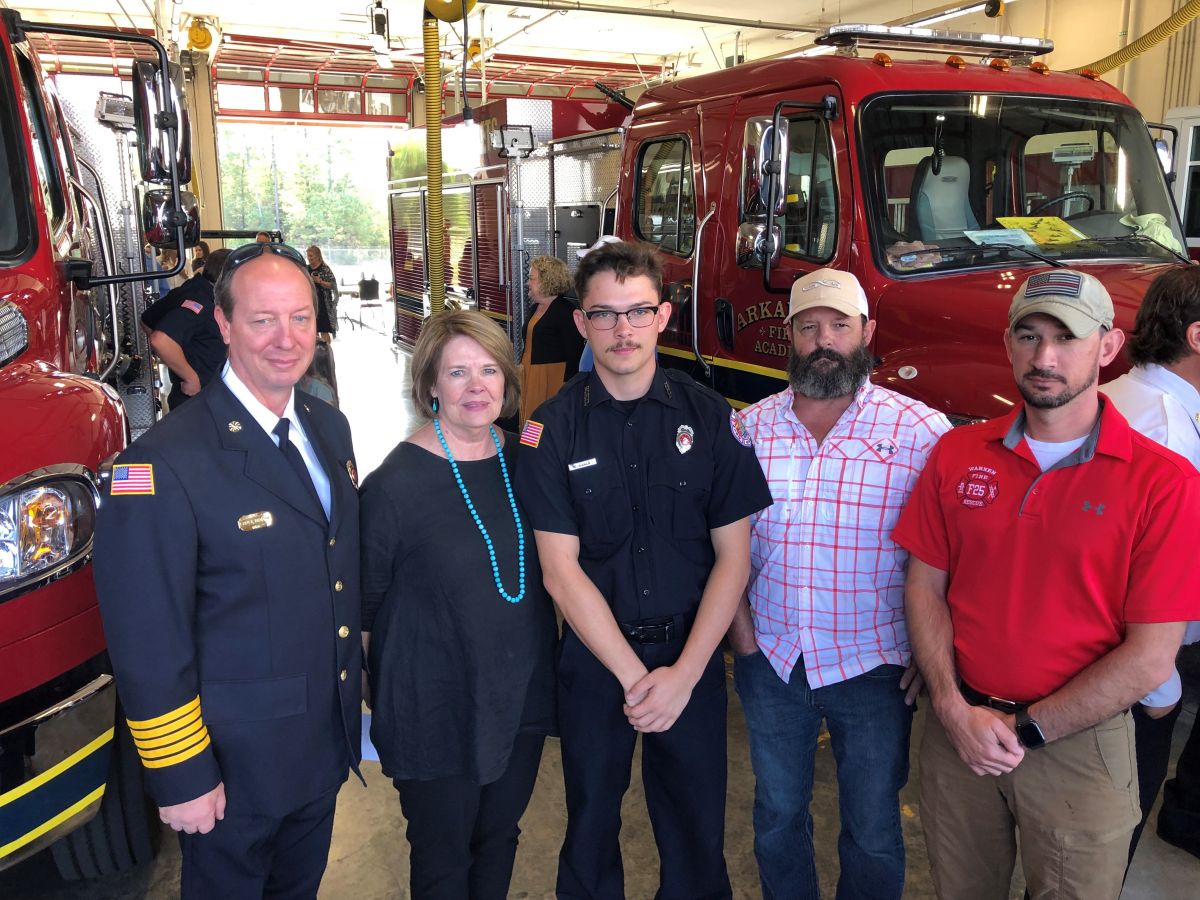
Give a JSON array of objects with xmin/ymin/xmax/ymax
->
[
  {"xmin": 581, "ymin": 305, "xmax": 661, "ymax": 331},
  {"xmin": 223, "ymin": 240, "xmax": 309, "ymax": 276}
]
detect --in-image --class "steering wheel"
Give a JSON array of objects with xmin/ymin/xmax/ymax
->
[{"xmin": 1028, "ymin": 191, "xmax": 1095, "ymax": 215}]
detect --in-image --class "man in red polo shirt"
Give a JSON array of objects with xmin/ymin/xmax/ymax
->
[{"xmin": 894, "ymin": 269, "xmax": 1200, "ymax": 898}]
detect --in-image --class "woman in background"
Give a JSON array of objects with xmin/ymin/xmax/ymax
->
[
  {"xmin": 306, "ymin": 244, "xmax": 338, "ymax": 339},
  {"xmin": 519, "ymin": 255, "xmax": 585, "ymax": 423}
]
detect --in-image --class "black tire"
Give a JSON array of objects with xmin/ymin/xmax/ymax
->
[{"xmin": 50, "ymin": 722, "xmax": 160, "ymax": 880}]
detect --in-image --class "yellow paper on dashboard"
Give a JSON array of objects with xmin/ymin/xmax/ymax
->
[{"xmin": 995, "ymin": 216, "xmax": 1087, "ymax": 246}]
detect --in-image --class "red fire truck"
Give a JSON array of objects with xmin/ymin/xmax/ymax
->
[
  {"xmin": 1, "ymin": 10, "xmax": 194, "ymax": 877},
  {"xmin": 618, "ymin": 24, "xmax": 1191, "ymax": 418}
]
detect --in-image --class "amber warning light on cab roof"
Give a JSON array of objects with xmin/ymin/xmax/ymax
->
[{"xmin": 815, "ymin": 23, "xmax": 1054, "ymax": 59}]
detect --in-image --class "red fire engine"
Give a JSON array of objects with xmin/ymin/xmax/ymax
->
[
  {"xmin": 1, "ymin": 10, "xmax": 195, "ymax": 877},
  {"xmin": 618, "ymin": 25, "xmax": 1191, "ymax": 418}
]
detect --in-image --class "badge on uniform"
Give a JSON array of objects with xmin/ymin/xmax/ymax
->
[
  {"xmin": 238, "ymin": 511, "xmax": 275, "ymax": 531},
  {"xmin": 111, "ymin": 463, "xmax": 154, "ymax": 496},
  {"xmin": 228, "ymin": 420, "xmax": 243, "ymax": 433},
  {"xmin": 181, "ymin": 299, "xmax": 203, "ymax": 314},
  {"xmin": 675, "ymin": 425, "xmax": 694, "ymax": 455},
  {"xmin": 345, "ymin": 458, "xmax": 358, "ymax": 488}
]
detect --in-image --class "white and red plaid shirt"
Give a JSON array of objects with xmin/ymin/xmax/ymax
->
[{"xmin": 740, "ymin": 382, "xmax": 950, "ymax": 687}]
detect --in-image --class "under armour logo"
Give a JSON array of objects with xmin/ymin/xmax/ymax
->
[
  {"xmin": 1081, "ymin": 500, "xmax": 1106, "ymax": 516},
  {"xmin": 873, "ymin": 441, "xmax": 898, "ymax": 456}
]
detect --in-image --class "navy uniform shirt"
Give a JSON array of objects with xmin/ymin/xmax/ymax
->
[
  {"xmin": 515, "ymin": 366, "xmax": 772, "ymax": 623},
  {"xmin": 155, "ymin": 280, "xmax": 226, "ymax": 406}
]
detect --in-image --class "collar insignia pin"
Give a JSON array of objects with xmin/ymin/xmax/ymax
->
[
  {"xmin": 676, "ymin": 424, "xmax": 694, "ymax": 455},
  {"xmin": 228, "ymin": 420, "xmax": 242, "ymax": 433}
]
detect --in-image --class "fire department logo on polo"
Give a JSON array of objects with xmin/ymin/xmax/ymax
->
[{"xmin": 956, "ymin": 465, "xmax": 999, "ymax": 508}]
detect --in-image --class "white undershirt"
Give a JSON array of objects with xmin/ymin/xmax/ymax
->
[{"xmin": 1023, "ymin": 434, "xmax": 1087, "ymax": 471}]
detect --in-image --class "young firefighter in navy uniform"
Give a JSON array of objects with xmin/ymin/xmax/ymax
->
[
  {"xmin": 93, "ymin": 243, "xmax": 362, "ymax": 900},
  {"xmin": 515, "ymin": 240, "xmax": 772, "ymax": 899}
]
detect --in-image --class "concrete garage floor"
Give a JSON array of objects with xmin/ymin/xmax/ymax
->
[{"xmin": 3, "ymin": 313, "xmax": 1198, "ymax": 899}]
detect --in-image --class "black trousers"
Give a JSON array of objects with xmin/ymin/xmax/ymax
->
[
  {"xmin": 393, "ymin": 732, "xmax": 545, "ymax": 900},
  {"xmin": 1158, "ymin": 707, "xmax": 1200, "ymax": 855},
  {"xmin": 555, "ymin": 629, "xmax": 732, "ymax": 900},
  {"xmin": 1127, "ymin": 700, "xmax": 1182, "ymax": 868},
  {"xmin": 178, "ymin": 786, "xmax": 338, "ymax": 900}
]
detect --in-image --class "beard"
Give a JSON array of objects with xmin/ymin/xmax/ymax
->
[
  {"xmin": 1017, "ymin": 367, "xmax": 1097, "ymax": 409},
  {"xmin": 788, "ymin": 343, "xmax": 874, "ymax": 400}
]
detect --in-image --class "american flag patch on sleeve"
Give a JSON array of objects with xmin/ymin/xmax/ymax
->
[
  {"xmin": 111, "ymin": 464, "xmax": 155, "ymax": 496},
  {"xmin": 181, "ymin": 299, "xmax": 204, "ymax": 314},
  {"xmin": 520, "ymin": 420, "xmax": 544, "ymax": 448}
]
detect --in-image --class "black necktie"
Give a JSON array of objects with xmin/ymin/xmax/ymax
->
[{"xmin": 272, "ymin": 418, "xmax": 324, "ymax": 516}]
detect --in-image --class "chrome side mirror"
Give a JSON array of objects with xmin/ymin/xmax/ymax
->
[
  {"xmin": 132, "ymin": 60, "xmax": 192, "ymax": 184},
  {"xmin": 142, "ymin": 189, "xmax": 200, "ymax": 248},
  {"xmin": 736, "ymin": 221, "xmax": 780, "ymax": 268},
  {"xmin": 757, "ymin": 124, "xmax": 789, "ymax": 217}
]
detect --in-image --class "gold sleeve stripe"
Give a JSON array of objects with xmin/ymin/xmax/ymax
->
[
  {"xmin": 127, "ymin": 696, "xmax": 201, "ymax": 732},
  {"xmin": 139, "ymin": 733, "xmax": 212, "ymax": 770},
  {"xmin": 129, "ymin": 706, "xmax": 202, "ymax": 742},
  {"xmin": 132, "ymin": 718, "xmax": 206, "ymax": 751},
  {"xmin": 136, "ymin": 726, "xmax": 210, "ymax": 764}
]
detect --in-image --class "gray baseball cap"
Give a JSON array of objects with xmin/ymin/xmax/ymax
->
[{"xmin": 1008, "ymin": 270, "xmax": 1114, "ymax": 338}]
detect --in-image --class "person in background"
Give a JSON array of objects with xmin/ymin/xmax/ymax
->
[
  {"xmin": 148, "ymin": 248, "xmax": 230, "ymax": 410},
  {"xmin": 1102, "ymin": 265, "xmax": 1200, "ymax": 865},
  {"xmin": 307, "ymin": 245, "xmax": 338, "ymax": 340},
  {"xmin": 519, "ymin": 255, "xmax": 585, "ymax": 423},
  {"xmin": 192, "ymin": 240, "xmax": 211, "ymax": 276},
  {"xmin": 160, "ymin": 247, "xmax": 186, "ymax": 291},
  {"xmin": 361, "ymin": 310, "xmax": 556, "ymax": 899}
]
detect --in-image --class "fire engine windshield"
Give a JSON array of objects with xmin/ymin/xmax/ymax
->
[{"xmin": 859, "ymin": 94, "xmax": 1186, "ymax": 275}]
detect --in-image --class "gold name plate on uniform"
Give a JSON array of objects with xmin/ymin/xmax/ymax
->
[{"xmin": 238, "ymin": 511, "xmax": 275, "ymax": 531}]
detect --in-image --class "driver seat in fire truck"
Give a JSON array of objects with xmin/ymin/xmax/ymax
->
[{"xmin": 909, "ymin": 154, "xmax": 979, "ymax": 241}]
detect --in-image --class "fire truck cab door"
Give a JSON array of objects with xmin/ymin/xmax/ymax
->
[
  {"xmin": 707, "ymin": 86, "xmax": 848, "ymax": 405},
  {"xmin": 624, "ymin": 106, "xmax": 707, "ymax": 383}
]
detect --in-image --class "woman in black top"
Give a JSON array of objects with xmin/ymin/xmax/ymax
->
[
  {"xmin": 306, "ymin": 244, "xmax": 338, "ymax": 338},
  {"xmin": 360, "ymin": 310, "xmax": 556, "ymax": 900},
  {"xmin": 519, "ymin": 255, "xmax": 585, "ymax": 423}
]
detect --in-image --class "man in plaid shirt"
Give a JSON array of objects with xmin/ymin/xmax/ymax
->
[{"xmin": 727, "ymin": 267, "xmax": 950, "ymax": 900}]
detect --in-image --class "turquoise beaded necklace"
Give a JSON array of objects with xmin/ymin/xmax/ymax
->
[{"xmin": 432, "ymin": 418, "xmax": 526, "ymax": 604}]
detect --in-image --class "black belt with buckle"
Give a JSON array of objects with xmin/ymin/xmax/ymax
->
[
  {"xmin": 618, "ymin": 618, "xmax": 677, "ymax": 645},
  {"xmin": 960, "ymin": 681, "xmax": 1031, "ymax": 714}
]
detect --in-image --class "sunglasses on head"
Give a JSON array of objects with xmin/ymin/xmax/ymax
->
[{"xmin": 224, "ymin": 241, "xmax": 309, "ymax": 275}]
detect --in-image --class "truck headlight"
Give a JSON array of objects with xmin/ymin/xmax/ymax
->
[
  {"xmin": 0, "ymin": 300, "xmax": 30, "ymax": 368},
  {"xmin": 0, "ymin": 473, "xmax": 97, "ymax": 598}
]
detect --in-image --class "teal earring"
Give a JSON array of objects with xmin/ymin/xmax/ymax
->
[{"xmin": 432, "ymin": 398, "xmax": 439, "ymax": 414}]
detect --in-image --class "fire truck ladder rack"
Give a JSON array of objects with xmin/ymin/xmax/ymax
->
[{"xmin": 814, "ymin": 24, "xmax": 1054, "ymax": 59}]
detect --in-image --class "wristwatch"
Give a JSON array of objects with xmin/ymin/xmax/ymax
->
[{"xmin": 1015, "ymin": 708, "xmax": 1047, "ymax": 749}]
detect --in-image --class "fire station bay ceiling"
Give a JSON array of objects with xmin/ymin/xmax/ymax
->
[{"xmin": 5, "ymin": 0, "xmax": 1118, "ymax": 125}]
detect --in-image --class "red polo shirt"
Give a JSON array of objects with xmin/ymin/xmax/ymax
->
[{"xmin": 893, "ymin": 397, "xmax": 1200, "ymax": 702}]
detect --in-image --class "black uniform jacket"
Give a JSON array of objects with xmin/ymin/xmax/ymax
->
[{"xmin": 93, "ymin": 377, "xmax": 362, "ymax": 818}]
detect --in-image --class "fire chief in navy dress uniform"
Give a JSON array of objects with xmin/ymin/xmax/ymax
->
[{"xmin": 93, "ymin": 243, "xmax": 362, "ymax": 900}]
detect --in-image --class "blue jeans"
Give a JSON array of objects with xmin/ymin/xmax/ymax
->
[{"xmin": 734, "ymin": 652, "xmax": 913, "ymax": 900}]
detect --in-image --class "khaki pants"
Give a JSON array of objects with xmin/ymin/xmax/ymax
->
[{"xmin": 920, "ymin": 709, "xmax": 1140, "ymax": 900}]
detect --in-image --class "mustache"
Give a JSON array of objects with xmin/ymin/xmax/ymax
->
[
  {"xmin": 1023, "ymin": 367, "xmax": 1066, "ymax": 384},
  {"xmin": 606, "ymin": 342, "xmax": 639, "ymax": 352}
]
